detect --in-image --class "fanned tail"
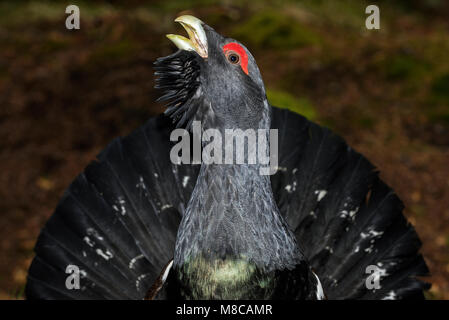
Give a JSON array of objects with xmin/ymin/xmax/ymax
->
[
  {"xmin": 26, "ymin": 115, "xmax": 199, "ymax": 299},
  {"xmin": 27, "ymin": 107, "xmax": 429, "ymax": 299},
  {"xmin": 271, "ymin": 107, "xmax": 430, "ymax": 299}
]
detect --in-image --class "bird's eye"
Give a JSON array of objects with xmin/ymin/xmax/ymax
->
[
  {"xmin": 223, "ymin": 42, "xmax": 248, "ymax": 75},
  {"xmin": 227, "ymin": 52, "xmax": 240, "ymax": 64}
]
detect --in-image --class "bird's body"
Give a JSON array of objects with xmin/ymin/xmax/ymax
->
[
  {"xmin": 167, "ymin": 162, "xmax": 318, "ymax": 300},
  {"xmin": 26, "ymin": 16, "xmax": 429, "ymax": 300},
  {"xmin": 167, "ymin": 257, "xmax": 318, "ymax": 300}
]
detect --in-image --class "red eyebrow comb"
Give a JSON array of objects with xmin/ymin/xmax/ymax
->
[{"xmin": 223, "ymin": 42, "xmax": 248, "ymax": 75}]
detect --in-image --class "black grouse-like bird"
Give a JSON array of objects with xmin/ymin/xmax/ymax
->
[{"xmin": 26, "ymin": 15, "xmax": 430, "ymax": 300}]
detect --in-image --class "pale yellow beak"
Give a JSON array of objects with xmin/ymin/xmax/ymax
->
[{"xmin": 166, "ymin": 15, "xmax": 208, "ymax": 58}]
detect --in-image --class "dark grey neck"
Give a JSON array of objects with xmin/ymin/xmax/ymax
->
[{"xmin": 173, "ymin": 111, "xmax": 302, "ymax": 271}]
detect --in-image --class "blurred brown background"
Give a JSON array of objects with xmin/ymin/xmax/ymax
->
[{"xmin": 0, "ymin": 0, "xmax": 448, "ymax": 299}]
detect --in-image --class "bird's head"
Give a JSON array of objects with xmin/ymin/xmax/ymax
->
[{"xmin": 154, "ymin": 15, "xmax": 268, "ymax": 131}]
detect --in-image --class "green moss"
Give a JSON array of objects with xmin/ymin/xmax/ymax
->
[
  {"xmin": 231, "ymin": 11, "xmax": 321, "ymax": 50},
  {"xmin": 424, "ymin": 289, "xmax": 438, "ymax": 300},
  {"xmin": 40, "ymin": 38, "xmax": 71, "ymax": 54},
  {"xmin": 13, "ymin": 285, "xmax": 25, "ymax": 300},
  {"xmin": 88, "ymin": 40, "xmax": 139, "ymax": 67},
  {"xmin": 427, "ymin": 107, "xmax": 449, "ymax": 125},
  {"xmin": 431, "ymin": 73, "xmax": 449, "ymax": 103},
  {"xmin": 266, "ymin": 89, "xmax": 317, "ymax": 120},
  {"xmin": 426, "ymin": 73, "xmax": 449, "ymax": 124},
  {"xmin": 445, "ymin": 235, "xmax": 449, "ymax": 248},
  {"xmin": 384, "ymin": 54, "xmax": 431, "ymax": 81},
  {"xmin": 358, "ymin": 116, "xmax": 375, "ymax": 129},
  {"xmin": 410, "ymin": 205, "xmax": 426, "ymax": 217}
]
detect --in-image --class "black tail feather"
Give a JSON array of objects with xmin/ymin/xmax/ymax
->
[
  {"xmin": 26, "ymin": 108, "xmax": 429, "ymax": 299},
  {"xmin": 270, "ymin": 107, "xmax": 430, "ymax": 299},
  {"xmin": 26, "ymin": 115, "xmax": 199, "ymax": 299}
]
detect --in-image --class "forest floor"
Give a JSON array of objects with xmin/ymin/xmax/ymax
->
[{"xmin": 0, "ymin": 0, "xmax": 448, "ymax": 299}]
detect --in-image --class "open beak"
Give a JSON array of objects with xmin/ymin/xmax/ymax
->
[{"xmin": 166, "ymin": 15, "xmax": 208, "ymax": 58}]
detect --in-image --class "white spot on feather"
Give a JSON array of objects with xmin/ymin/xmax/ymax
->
[
  {"xmin": 313, "ymin": 272, "xmax": 325, "ymax": 300},
  {"xmin": 369, "ymin": 230, "xmax": 383, "ymax": 237},
  {"xmin": 182, "ymin": 176, "xmax": 190, "ymax": 188},
  {"xmin": 112, "ymin": 197, "xmax": 126, "ymax": 216},
  {"xmin": 285, "ymin": 181, "xmax": 297, "ymax": 193},
  {"xmin": 340, "ymin": 207, "xmax": 359, "ymax": 220},
  {"xmin": 136, "ymin": 176, "xmax": 147, "ymax": 190},
  {"xmin": 129, "ymin": 254, "xmax": 145, "ymax": 269},
  {"xmin": 315, "ymin": 190, "xmax": 327, "ymax": 202},
  {"xmin": 361, "ymin": 229, "xmax": 384, "ymax": 239},
  {"xmin": 161, "ymin": 204, "xmax": 173, "ymax": 211},
  {"xmin": 83, "ymin": 236, "xmax": 95, "ymax": 247},
  {"xmin": 349, "ymin": 207, "xmax": 358, "ymax": 219},
  {"xmin": 382, "ymin": 291, "xmax": 397, "ymax": 300},
  {"xmin": 96, "ymin": 248, "xmax": 113, "ymax": 260},
  {"xmin": 365, "ymin": 246, "xmax": 374, "ymax": 253},
  {"xmin": 162, "ymin": 261, "xmax": 174, "ymax": 283},
  {"xmin": 136, "ymin": 274, "xmax": 149, "ymax": 290},
  {"xmin": 86, "ymin": 228, "xmax": 104, "ymax": 241}
]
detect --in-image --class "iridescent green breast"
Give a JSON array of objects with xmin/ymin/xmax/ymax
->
[{"xmin": 168, "ymin": 256, "xmax": 313, "ymax": 300}]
